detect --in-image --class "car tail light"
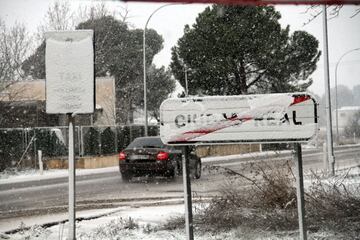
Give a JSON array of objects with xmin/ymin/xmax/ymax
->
[
  {"xmin": 156, "ymin": 151, "xmax": 169, "ymax": 161},
  {"xmin": 119, "ymin": 152, "xmax": 126, "ymax": 161}
]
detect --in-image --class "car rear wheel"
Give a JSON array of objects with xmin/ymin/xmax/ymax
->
[
  {"xmin": 167, "ymin": 159, "xmax": 181, "ymax": 179},
  {"xmin": 165, "ymin": 169, "xmax": 175, "ymax": 179},
  {"xmin": 121, "ymin": 171, "xmax": 133, "ymax": 181},
  {"xmin": 166, "ymin": 163, "xmax": 177, "ymax": 179}
]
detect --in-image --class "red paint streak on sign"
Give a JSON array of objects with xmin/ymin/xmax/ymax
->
[
  {"xmin": 291, "ymin": 95, "xmax": 311, "ymax": 106},
  {"xmin": 171, "ymin": 116, "xmax": 251, "ymax": 142}
]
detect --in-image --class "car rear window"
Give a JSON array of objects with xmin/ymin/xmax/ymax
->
[{"xmin": 126, "ymin": 137, "xmax": 165, "ymax": 149}]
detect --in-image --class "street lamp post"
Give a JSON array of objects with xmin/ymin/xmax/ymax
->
[
  {"xmin": 322, "ymin": 5, "xmax": 336, "ymax": 176},
  {"xmin": 143, "ymin": 3, "xmax": 175, "ymax": 136},
  {"xmin": 334, "ymin": 47, "xmax": 360, "ymax": 144},
  {"xmin": 143, "ymin": 8, "xmax": 194, "ymax": 240}
]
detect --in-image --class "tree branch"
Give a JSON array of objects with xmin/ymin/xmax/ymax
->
[
  {"xmin": 247, "ymin": 70, "xmax": 267, "ymax": 89},
  {"xmin": 351, "ymin": 8, "xmax": 360, "ymax": 18}
]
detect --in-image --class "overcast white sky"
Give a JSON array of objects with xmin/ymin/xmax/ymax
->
[{"xmin": 0, "ymin": 0, "xmax": 359, "ymax": 96}]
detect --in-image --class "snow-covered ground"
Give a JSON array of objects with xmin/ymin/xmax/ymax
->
[
  {"xmin": 6, "ymin": 204, "xmax": 185, "ymax": 240},
  {"xmin": 1, "ymin": 146, "xmax": 360, "ymax": 239},
  {"xmin": 2, "ymin": 166, "xmax": 360, "ymax": 239},
  {"xmin": 3, "ymin": 202, "xmax": 352, "ymax": 240},
  {"xmin": 2, "ymin": 203, "xmax": 344, "ymax": 240}
]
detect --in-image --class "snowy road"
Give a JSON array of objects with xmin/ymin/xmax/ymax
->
[
  {"xmin": 0, "ymin": 144, "xmax": 359, "ymax": 232},
  {"xmin": 0, "ymin": 167, "xmax": 221, "ymax": 220}
]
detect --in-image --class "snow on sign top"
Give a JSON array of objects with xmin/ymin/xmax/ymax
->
[
  {"xmin": 45, "ymin": 30, "xmax": 94, "ymax": 114},
  {"xmin": 160, "ymin": 93, "xmax": 318, "ymax": 145}
]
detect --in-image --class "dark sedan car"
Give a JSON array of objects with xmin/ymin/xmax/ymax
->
[{"xmin": 119, "ymin": 136, "xmax": 201, "ymax": 181}]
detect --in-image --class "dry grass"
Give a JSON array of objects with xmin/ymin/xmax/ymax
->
[
  {"xmin": 306, "ymin": 170, "xmax": 360, "ymax": 234},
  {"xmin": 195, "ymin": 161, "xmax": 299, "ymax": 231},
  {"xmin": 163, "ymin": 161, "xmax": 360, "ymax": 238}
]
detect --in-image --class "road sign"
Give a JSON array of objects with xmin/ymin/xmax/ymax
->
[
  {"xmin": 45, "ymin": 30, "xmax": 94, "ymax": 114},
  {"xmin": 160, "ymin": 93, "xmax": 318, "ymax": 145},
  {"xmin": 45, "ymin": 30, "xmax": 94, "ymax": 240}
]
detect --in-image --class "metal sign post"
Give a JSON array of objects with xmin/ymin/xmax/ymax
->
[
  {"xmin": 294, "ymin": 143, "xmax": 307, "ymax": 240},
  {"xmin": 68, "ymin": 114, "xmax": 76, "ymax": 240},
  {"xmin": 182, "ymin": 146, "xmax": 194, "ymax": 240}
]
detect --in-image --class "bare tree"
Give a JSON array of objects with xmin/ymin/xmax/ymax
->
[
  {"xmin": 303, "ymin": 5, "xmax": 360, "ymax": 26},
  {"xmin": 76, "ymin": 2, "xmax": 110, "ymax": 22},
  {"xmin": 75, "ymin": 2, "xmax": 131, "ymax": 25},
  {"xmin": 35, "ymin": 0, "xmax": 131, "ymax": 43},
  {"xmin": 36, "ymin": 0, "xmax": 75, "ymax": 42},
  {"xmin": 0, "ymin": 19, "xmax": 32, "ymax": 97},
  {"xmin": 0, "ymin": 19, "xmax": 32, "ymax": 128}
]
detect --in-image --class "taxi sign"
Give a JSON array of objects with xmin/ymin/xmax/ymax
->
[{"xmin": 45, "ymin": 30, "xmax": 94, "ymax": 114}]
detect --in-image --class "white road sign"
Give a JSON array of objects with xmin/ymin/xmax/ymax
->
[
  {"xmin": 45, "ymin": 30, "xmax": 94, "ymax": 114},
  {"xmin": 160, "ymin": 93, "xmax": 318, "ymax": 145}
]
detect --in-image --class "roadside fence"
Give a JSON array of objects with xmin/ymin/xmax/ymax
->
[{"xmin": 0, "ymin": 124, "xmax": 159, "ymax": 170}]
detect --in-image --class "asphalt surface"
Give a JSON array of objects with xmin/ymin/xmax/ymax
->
[{"xmin": 0, "ymin": 145, "xmax": 359, "ymax": 222}]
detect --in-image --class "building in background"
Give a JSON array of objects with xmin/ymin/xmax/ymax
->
[
  {"xmin": 0, "ymin": 77, "xmax": 116, "ymax": 128},
  {"xmin": 333, "ymin": 106, "xmax": 360, "ymax": 134}
]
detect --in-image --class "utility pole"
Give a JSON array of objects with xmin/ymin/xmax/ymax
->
[{"xmin": 322, "ymin": 5, "xmax": 335, "ymax": 175}]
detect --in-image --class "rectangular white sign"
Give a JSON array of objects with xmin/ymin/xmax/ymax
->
[
  {"xmin": 160, "ymin": 93, "xmax": 318, "ymax": 145},
  {"xmin": 45, "ymin": 30, "xmax": 94, "ymax": 114}
]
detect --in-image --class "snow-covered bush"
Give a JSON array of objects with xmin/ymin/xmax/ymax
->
[
  {"xmin": 163, "ymin": 162, "xmax": 360, "ymax": 238},
  {"xmin": 77, "ymin": 217, "xmax": 139, "ymax": 240}
]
